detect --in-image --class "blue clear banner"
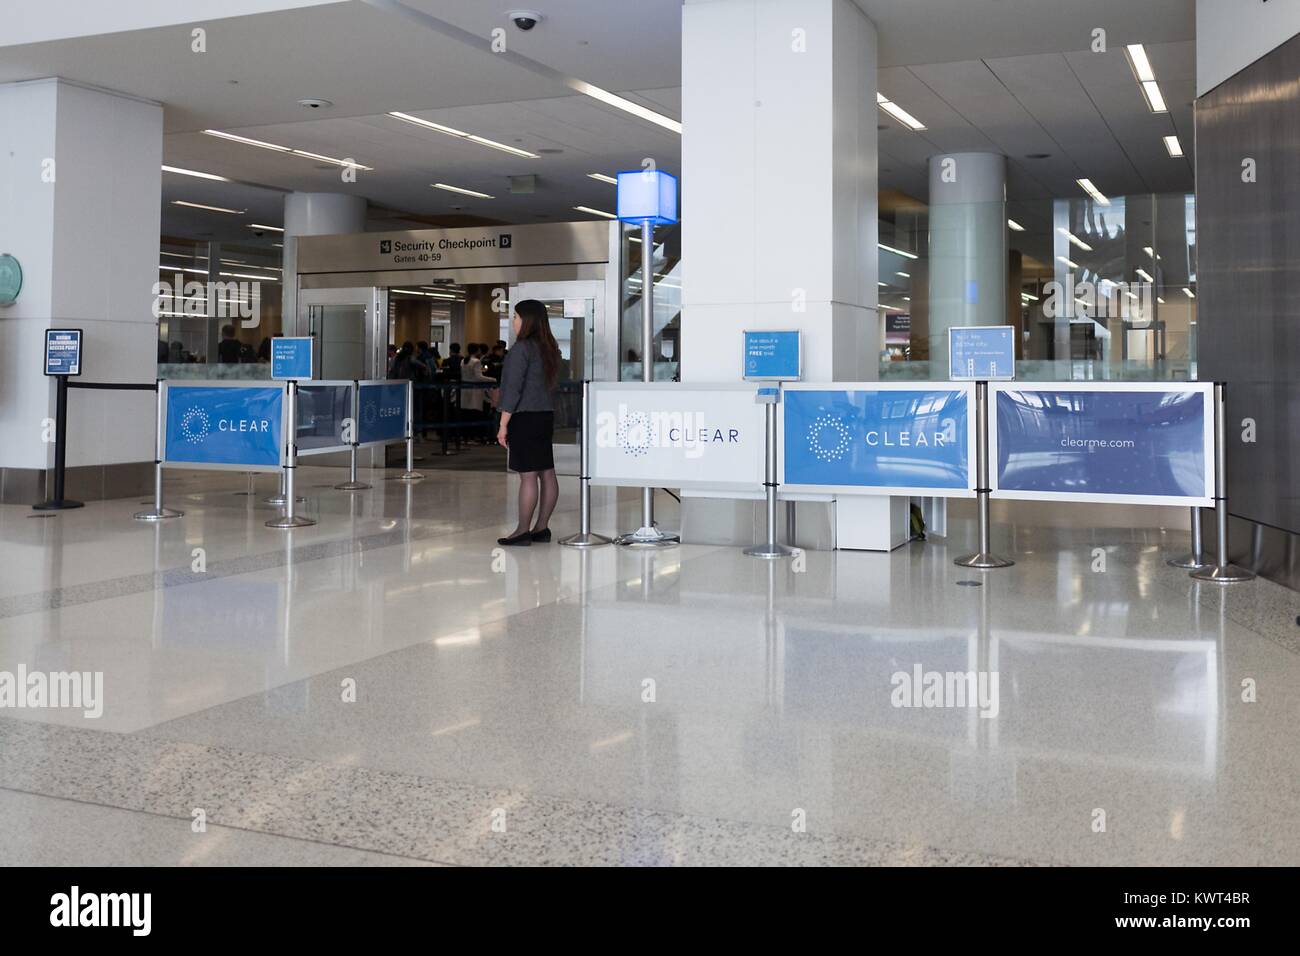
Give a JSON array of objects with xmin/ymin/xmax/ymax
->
[
  {"xmin": 743, "ymin": 330, "xmax": 801, "ymax": 381},
  {"xmin": 782, "ymin": 386, "xmax": 973, "ymax": 495},
  {"xmin": 163, "ymin": 385, "xmax": 283, "ymax": 468},
  {"xmin": 992, "ymin": 386, "xmax": 1212, "ymax": 504},
  {"xmin": 357, "ymin": 382, "xmax": 407, "ymax": 445}
]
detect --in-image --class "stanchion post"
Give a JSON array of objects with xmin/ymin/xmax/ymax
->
[
  {"xmin": 616, "ymin": 217, "xmax": 678, "ymax": 547},
  {"xmin": 134, "ymin": 381, "xmax": 183, "ymax": 521},
  {"xmin": 955, "ymin": 381, "xmax": 1013, "ymax": 570},
  {"xmin": 395, "ymin": 379, "xmax": 424, "ymax": 481},
  {"xmin": 1167, "ymin": 506, "xmax": 1208, "ymax": 569},
  {"xmin": 335, "ymin": 380, "xmax": 371, "ymax": 491},
  {"xmin": 1191, "ymin": 383, "xmax": 1254, "ymax": 583},
  {"xmin": 266, "ymin": 381, "xmax": 315, "ymax": 529},
  {"xmin": 560, "ymin": 380, "xmax": 612, "ymax": 548},
  {"xmin": 33, "ymin": 375, "xmax": 84, "ymax": 510},
  {"xmin": 745, "ymin": 390, "xmax": 793, "ymax": 559}
]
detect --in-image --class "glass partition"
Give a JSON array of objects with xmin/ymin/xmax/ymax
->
[{"xmin": 619, "ymin": 221, "xmax": 681, "ymax": 381}]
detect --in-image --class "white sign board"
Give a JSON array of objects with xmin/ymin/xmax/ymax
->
[{"xmin": 589, "ymin": 383, "xmax": 766, "ymax": 491}]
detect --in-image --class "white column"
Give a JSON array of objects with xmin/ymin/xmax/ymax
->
[
  {"xmin": 681, "ymin": 0, "xmax": 879, "ymax": 383},
  {"xmin": 0, "ymin": 78, "xmax": 161, "ymax": 499},
  {"xmin": 926, "ymin": 152, "xmax": 1007, "ymax": 377},
  {"xmin": 280, "ymin": 191, "xmax": 367, "ymax": 335},
  {"xmin": 680, "ymin": 0, "xmax": 899, "ymax": 550}
]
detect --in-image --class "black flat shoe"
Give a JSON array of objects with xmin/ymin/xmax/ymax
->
[
  {"xmin": 497, "ymin": 532, "xmax": 532, "ymax": 546},
  {"xmin": 530, "ymin": 529, "xmax": 551, "ymax": 542}
]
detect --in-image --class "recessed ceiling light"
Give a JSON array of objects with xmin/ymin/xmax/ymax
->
[
  {"xmin": 1140, "ymin": 81, "xmax": 1168, "ymax": 113},
  {"xmin": 248, "ymin": 223, "xmax": 284, "ymax": 232},
  {"xmin": 1077, "ymin": 178, "xmax": 1110, "ymax": 206},
  {"xmin": 162, "ymin": 165, "xmax": 230, "ymax": 182},
  {"xmin": 1057, "ymin": 227, "xmax": 1093, "ymax": 252},
  {"xmin": 878, "ymin": 242, "xmax": 918, "ymax": 260},
  {"xmin": 1057, "ymin": 256, "xmax": 1079, "ymax": 269},
  {"xmin": 1136, "ymin": 268, "xmax": 1154, "ymax": 283},
  {"xmin": 171, "ymin": 200, "xmax": 245, "ymax": 215},
  {"xmin": 1183, "ymin": 287, "xmax": 1195, "ymax": 298},
  {"xmin": 1007, "ymin": 219, "xmax": 1025, "ymax": 231},
  {"xmin": 432, "ymin": 182, "xmax": 494, "ymax": 199},
  {"xmin": 876, "ymin": 92, "xmax": 926, "ymax": 131},
  {"xmin": 388, "ymin": 111, "xmax": 538, "ymax": 158},
  {"xmin": 587, "ymin": 173, "xmax": 618, "ymax": 185},
  {"xmin": 1125, "ymin": 45, "xmax": 1168, "ymax": 113},
  {"xmin": 896, "ymin": 271, "xmax": 910, "ymax": 278},
  {"xmin": 202, "ymin": 130, "xmax": 372, "ymax": 170},
  {"xmin": 569, "ymin": 80, "xmax": 682, "ymax": 133},
  {"xmin": 298, "ymin": 98, "xmax": 333, "ymax": 109},
  {"xmin": 1163, "ymin": 135, "xmax": 1184, "ymax": 157},
  {"xmin": 573, "ymin": 205, "xmax": 616, "ymax": 219}
]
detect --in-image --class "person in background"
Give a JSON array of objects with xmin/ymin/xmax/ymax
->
[
  {"xmin": 257, "ymin": 337, "xmax": 272, "ymax": 363},
  {"xmin": 495, "ymin": 299, "xmax": 562, "ymax": 546},
  {"xmin": 386, "ymin": 343, "xmax": 399, "ymax": 376},
  {"xmin": 443, "ymin": 342, "xmax": 464, "ymax": 379},
  {"xmin": 157, "ymin": 339, "xmax": 169, "ymax": 363},
  {"xmin": 484, "ymin": 341, "xmax": 507, "ymax": 381},
  {"xmin": 217, "ymin": 325, "xmax": 242, "ymax": 363}
]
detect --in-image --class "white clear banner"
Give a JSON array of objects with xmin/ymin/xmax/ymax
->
[{"xmin": 589, "ymin": 383, "xmax": 766, "ymax": 491}]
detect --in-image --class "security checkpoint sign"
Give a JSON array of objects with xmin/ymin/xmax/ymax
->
[
  {"xmin": 780, "ymin": 383, "xmax": 976, "ymax": 497},
  {"xmin": 163, "ymin": 384, "xmax": 284, "ymax": 469},
  {"xmin": 589, "ymin": 383, "xmax": 766, "ymax": 491}
]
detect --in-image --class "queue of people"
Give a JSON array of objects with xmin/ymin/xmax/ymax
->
[{"xmin": 388, "ymin": 337, "xmax": 511, "ymax": 441}]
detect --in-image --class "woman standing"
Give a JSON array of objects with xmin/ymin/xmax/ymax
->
[{"xmin": 496, "ymin": 299, "xmax": 562, "ymax": 546}]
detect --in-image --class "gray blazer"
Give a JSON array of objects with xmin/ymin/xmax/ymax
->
[{"xmin": 497, "ymin": 338, "xmax": 555, "ymax": 413}]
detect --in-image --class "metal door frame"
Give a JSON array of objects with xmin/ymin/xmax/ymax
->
[{"xmin": 297, "ymin": 286, "xmax": 388, "ymax": 382}]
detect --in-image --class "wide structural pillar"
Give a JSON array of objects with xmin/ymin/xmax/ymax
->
[
  {"xmin": 0, "ymin": 78, "xmax": 162, "ymax": 503},
  {"xmin": 679, "ymin": 0, "xmax": 893, "ymax": 550},
  {"xmin": 926, "ymin": 152, "xmax": 1007, "ymax": 377}
]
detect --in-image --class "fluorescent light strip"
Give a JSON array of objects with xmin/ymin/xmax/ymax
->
[
  {"xmin": 1021, "ymin": 292, "xmax": 1039, "ymax": 301},
  {"xmin": 878, "ymin": 242, "xmax": 918, "ymax": 260},
  {"xmin": 1136, "ymin": 268, "xmax": 1154, "ymax": 283},
  {"xmin": 1057, "ymin": 227, "xmax": 1093, "ymax": 252},
  {"xmin": 1007, "ymin": 219, "xmax": 1025, "ymax": 232},
  {"xmin": 1183, "ymin": 287, "xmax": 1195, "ymax": 298},
  {"xmin": 877, "ymin": 94, "xmax": 926, "ymax": 131},
  {"xmin": 574, "ymin": 205, "xmax": 616, "ymax": 219},
  {"xmin": 249, "ymin": 223, "xmax": 284, "ymax": 233},
  {"xmin": 171, "ymin": 200, "xmax": 245, "ymax": 215},
  {"xmin": 567, "ymin": 81, "xmax": 682, "ymax": 134},
  {"xmin": 162, "ymin": 165, "xmax": 230, "ymax": 182},
  {"xmin": 1141, "ymin": 81, "xmax": 1168, "ymax": 113},
  {"xmin": 587, "ymin": 173, "xmax": 618, "ymax": 185},
  {"xmin": 432, "ymin": 182, "xmax": 493, "ymax": 199},
  {"xmin": 1077, "ymin": 178, "xmax": 1110, "ymax": 206},
  {"xmin": 202, "ymin": 130, "xmax": 372, "ymax": 170},
  {"xmin": 1125, "ymin": 44, "xmax": 1156, "ymax": 83},
  {"xmin": 1164, "ymin": 135, "xmax": 1183, "ymax": 158},
  {"xmin": 897, "ymin": 271, "xmax": 910, "ymax": 278},
  {"xmin": 388, "ymin": 112, "xmax": 538, "ymax": 158},
  {"xmin": 1057, "ymin": 256, "xmax": 1079, "ymax": 269}
]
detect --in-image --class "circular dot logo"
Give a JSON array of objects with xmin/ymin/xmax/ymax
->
[
  {"xmin": 616, "ymin": 412, "xmax": 654, "ymax": 457},
  {"xmin": 180, "ymin": 407, "xmax": 210, "ymax": 444},
  {"xmin": 806, "ymin": 414, "xmax": 850, "ymax": 463},
  {"xmin": 363, "ymin": 400, "xmax": 378, "ymax": 426}
]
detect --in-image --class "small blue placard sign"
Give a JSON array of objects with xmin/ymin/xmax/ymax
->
[
  {"xmin": 45, "ymin": 329, "xmax": 83, "ymax": 376},
  {"xmin": 949, "ymin": 325, "xmax": 1015, "ymax": 381},
  {"xmin": 743, "ymin": 330, "xmax": 801, "ymax": 381},
  {"xmin": 271, "ymin": 336, "xmax": 314, "ymax": 380},
  {"xmin": 357, "ymin": 382, "xmax": 408, "ymax": 445}
]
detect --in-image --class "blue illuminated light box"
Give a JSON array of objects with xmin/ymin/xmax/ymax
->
[{"xmin": 616, "ymin": 170, "xmax": 678, "ymax": 225}]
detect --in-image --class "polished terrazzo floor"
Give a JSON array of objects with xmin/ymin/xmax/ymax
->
[{"xmin": 1, "ymin": 466, "xmax": 1298, "ymax": 866}]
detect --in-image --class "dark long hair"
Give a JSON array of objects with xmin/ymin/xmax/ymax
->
[{"xmin": 514, "ymin": 299, "xmax": 561, "ymax": 389}]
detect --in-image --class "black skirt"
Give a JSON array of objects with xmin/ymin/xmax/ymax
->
[{"xmin": 507, "ymin": 411, "xmax": 555, "ymax": 472}]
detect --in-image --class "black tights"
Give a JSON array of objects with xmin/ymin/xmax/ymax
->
[{"xmin": 510, "ymin": 469, "xmax": 558, "ymax": 536}]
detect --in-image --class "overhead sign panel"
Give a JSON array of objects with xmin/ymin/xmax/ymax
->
[
  {"xmin": 780, "ymin": 383, "xmax": 975, "ymax": 496},
  {"xmin": 991, "ymin": 383, "xmax": 1214, "ymax": 506}
]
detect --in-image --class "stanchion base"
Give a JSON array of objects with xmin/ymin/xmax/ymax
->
[
  {"xmin": 334, "ymin": 481, "xmax": 372, "ymax": 491},
  {"xmin": 133, "ymin": 507, "xmax": 184, "ymax": 521},
  {"xmin": 743, "ymin": 543, "xmax": 795, "ymax": 560},
  {"xmin": 393, "ymin": 471, "xmax": 424, "ymax": 481},
  {"xmin": 265, "ymin": 515, "xmax": 317, "ymax": 529},
  {"xmin": 1190, "ymin": 563, "xmax": 1255, "ymax": 584},
  {"xmin": 263, "ymin": 495, "xmax": 307, "ymax": 505},
  {"xmin": 615, "ymin": 526, "xmax": 680, "ymax": 547},
  {"xmin": 33, "ymin": 499, "xmax": 84, "ymax": 511},
  {"xmin": 558, "ymin": 531, "xmax": 614, "ymax": 549},
  {"xmin": 954, "ymin": 552, "xmax": 1015, "ymax": 570},
  {"xmin": 1167, "ymin": 553, "xmax": 1210, "ymax": 570}
]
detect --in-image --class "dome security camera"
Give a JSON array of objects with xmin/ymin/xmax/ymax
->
[{"xmin": 507, "ymin": 9, "xmax": 543, "ymax": 30}]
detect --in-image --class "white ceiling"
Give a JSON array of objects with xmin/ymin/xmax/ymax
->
[{"xmin": 0, "ymin": 0, "xmax": 1199, "ymax": 243}]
